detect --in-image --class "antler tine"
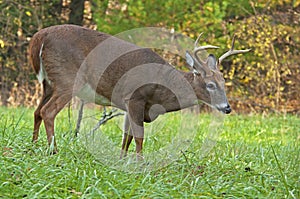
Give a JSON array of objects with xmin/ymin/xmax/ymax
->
[
  {"xmin": 193, "ymin": 33, "xmax": 219, "ymax": 64},
  {"xmin": 194, "ymin": 33, "xmax": 204, "ymax": 48},
  {"xmin": 218, "ymin": 35, "xmax": 251, "ymax": 64}
]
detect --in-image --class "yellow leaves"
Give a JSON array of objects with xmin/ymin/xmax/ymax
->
[
  {"xmin": 241, "ymin": 76, "xmax": 250, "ymax": 84},
  {"xmin": 231, "ymin": 13, "xmax": 300, "ymax": 112},
  {"xmin": 25, "ymin": 11, "xmax": 31, "ymax": 17},
  {"xmin": 294, "ymin": 0, "xmax": 300, "ymax": 7},
  {"xmin": 205, "ymin": 5, "xmax": 213, "ymax": 12},
  {"xmin": 13, "ymin": 18, "xmax": 21, "ymax": 26},
  {"xmin": 225, "ymin": 82, "xmax": 233, "ymax": 86},
  {"xmin": 0, "ymin": 39, "xmax": 4, "ymax": 48},
  {"xmin": 254, "ymin": 49, "xmax": 264, "ymax": 57},
  {"xmin": 228, "ymin": 67, "xmax": 235, "ymax": 80}
]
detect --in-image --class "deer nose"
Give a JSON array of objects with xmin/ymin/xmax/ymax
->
[
  {"xmin": 224, "ymin": 104, "xmax": 231, "ymax": 114},
  {"xmin": 216, "ymin": 103, "xmax": 232, "ymax": 114}
]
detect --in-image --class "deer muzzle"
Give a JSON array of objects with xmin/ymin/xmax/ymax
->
[{"xmin": 216, "ymin": 103, "xmax": 232, "ymax": 114}]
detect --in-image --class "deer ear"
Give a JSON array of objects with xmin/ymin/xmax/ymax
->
[
  {"xmin": 186, "ymin": 51, "xmax": 207, "ymax": 76},
  {"xmin": 207, "ymin": 54, "xmax": 217, "ymax": 70}
]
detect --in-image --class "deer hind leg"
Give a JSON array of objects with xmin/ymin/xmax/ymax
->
[
  {"xmin": 120, "ymin": 113, "xmax": 134, "ymax": 158},
  {"xmin": 40, "ymin": 91, "xmax": 72, "ymax": 153},
  {"xmin": 33, "ymin": 80, "xmax": 53, "ymax": 143}
]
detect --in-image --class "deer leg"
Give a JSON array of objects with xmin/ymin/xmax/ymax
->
[
  {"xmin": 125, "ymin": 99, "xmax": 145, "ymax": 160},
  {"xmin": 121, "ymin": 133, "xmax": 133, "ymax": 158},
  {"xmin": 134, "ymin": 137, "xmax": 144, "ymax": 160},
  {"xmin": 33, "ymin": 80, "xmax": 53, "ymax": 143},
  {"xmin": 33, "ymin": 105, "xmax": 46, "ymax": 143},
  {"xmin": 120, "ymin": 113, "xmax": 133, "ymax": 158},
  {"xmin": 40, "ymin": 92, "xmax": 72, "ymax": 153}
]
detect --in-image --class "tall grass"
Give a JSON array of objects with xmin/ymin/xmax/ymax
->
[{"xmin": 0, "ymin": 107, "xmax": 299, "ymax": 198}]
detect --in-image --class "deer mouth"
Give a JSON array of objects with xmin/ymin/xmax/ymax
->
[
  {"xmin": 216, "ymin": 104, "xmax": 232, "ymax": 114},
  {"xmin": 200, "ymin": 101, "xmax": 232, "ymax": 114}
]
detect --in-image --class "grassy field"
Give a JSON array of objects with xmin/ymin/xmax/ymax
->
[{"xmin": 0, "ymin": 106, "xmax": 299, "ymax": 198}]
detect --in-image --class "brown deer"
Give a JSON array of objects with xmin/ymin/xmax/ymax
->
[{"xmin": 29, "ymin": 25, "xmax": 250, "ymax": 157}]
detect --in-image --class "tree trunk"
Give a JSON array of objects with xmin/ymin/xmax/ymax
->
[{"xmin": 69, "ymin": 0, "xmax": 85, "ymax": 25}]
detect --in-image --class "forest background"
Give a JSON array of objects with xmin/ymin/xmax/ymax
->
[{"xmin": 0, "ymin": 0, "xmax": 299, "ymax": 114}]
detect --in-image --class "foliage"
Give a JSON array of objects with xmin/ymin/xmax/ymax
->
[
  {"xmin": 0, "ymin": 0, "xmax": 64, "ymax": 106},
  {"xmin": 0, "ymin": 107, "xmax": 299, "ymax": 198},
  {"xmin": 89, "ymin": 0, "xmax": 300, "ymax": 114},
  {"xmin": 0, "ymin": 0, "xmax": 299, "ymax": 113},
  {"xmin": 232, "ymin": 14, "xmax": 300, "ymax": 112}
]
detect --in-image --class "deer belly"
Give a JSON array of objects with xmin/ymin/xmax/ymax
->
[
  {"xmin": 144, "ymin": 104, "xmax": 166, "ymax": 123},
  {"xmin": 76, "ymin": 83, "xmax": 111, "ymax": 106}
]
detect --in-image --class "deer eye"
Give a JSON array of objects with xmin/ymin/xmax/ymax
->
[{"xmin": 206, "ymin": 82, "xmax": 217, "ymax": 91}]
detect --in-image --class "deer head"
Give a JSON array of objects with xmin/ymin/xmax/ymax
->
[{"xmin": 185, "ymin": 34, "xmax": 251, "ymax": 114}]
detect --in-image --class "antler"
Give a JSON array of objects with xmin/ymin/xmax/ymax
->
[
  {"xmin": 193, "ymin": 33, "xmax": 219, "ymax": 64},
  {"xmin": 218, "ymin": 35, "xmax": 251, "ymax": 64}
]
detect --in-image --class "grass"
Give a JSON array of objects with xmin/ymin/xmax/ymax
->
[{"xmin": 0, "ymin": 106, "xmax": 299, "ymax": 198}]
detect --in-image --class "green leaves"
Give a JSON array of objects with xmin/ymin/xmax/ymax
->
[{"xmin": 0, "ymin": 0, "xmax": 299, "ymax": 113}]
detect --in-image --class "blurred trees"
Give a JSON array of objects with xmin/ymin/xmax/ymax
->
[
  {"xmin": 0, "ymin": 0, "xmax": 64, "ymax": 106},
  {"xmin": 69, "ymin": 0, "xmax": 85, "ymax": 25},
  {"xmin": 0, "ymin": 0, "xmax": 299, "ymax": 114}
]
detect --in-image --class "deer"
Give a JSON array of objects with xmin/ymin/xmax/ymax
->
[{"xmin": 29, "ymin": 24, "xmax": 250, "ymax": 158}]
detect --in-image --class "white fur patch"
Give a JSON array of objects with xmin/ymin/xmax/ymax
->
[
  {"xmin": 37, "ymin": 43, "xmax": 44, "ymax": 83},
  {"xmin": 37, "ymin": 43, "xmax": 51, "ymax": 85}
]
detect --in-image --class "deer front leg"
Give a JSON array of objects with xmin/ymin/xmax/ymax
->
[
  {"xmin": 125, "ymin": 99, "xmax": 145, "ymax": 160},
  {"xmin": 134, "ymin": 137, "xmax": 144, "ymax": 161}
]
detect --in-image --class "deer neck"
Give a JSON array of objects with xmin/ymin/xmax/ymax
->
[
  {"xmin": 182, "ymin": 71, "xmax": 200, "ymax": 106},
  {"xmin": 165, "ymin": 70, "xmax": 199, "ymax": 111}
]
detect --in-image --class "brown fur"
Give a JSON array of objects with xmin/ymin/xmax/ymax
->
[{"xmin": 29, "ymin": 24, "xmax": 230, "ymax": 157}]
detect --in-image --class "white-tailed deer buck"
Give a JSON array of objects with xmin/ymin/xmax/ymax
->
[{"xmin": 29, "ymin": 25, "xmax": 250, "ymax": 157}]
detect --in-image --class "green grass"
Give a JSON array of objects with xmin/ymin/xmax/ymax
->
[{"xmin": 0, "ymin": 106, "xmax": 299, "ymax": 198}]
